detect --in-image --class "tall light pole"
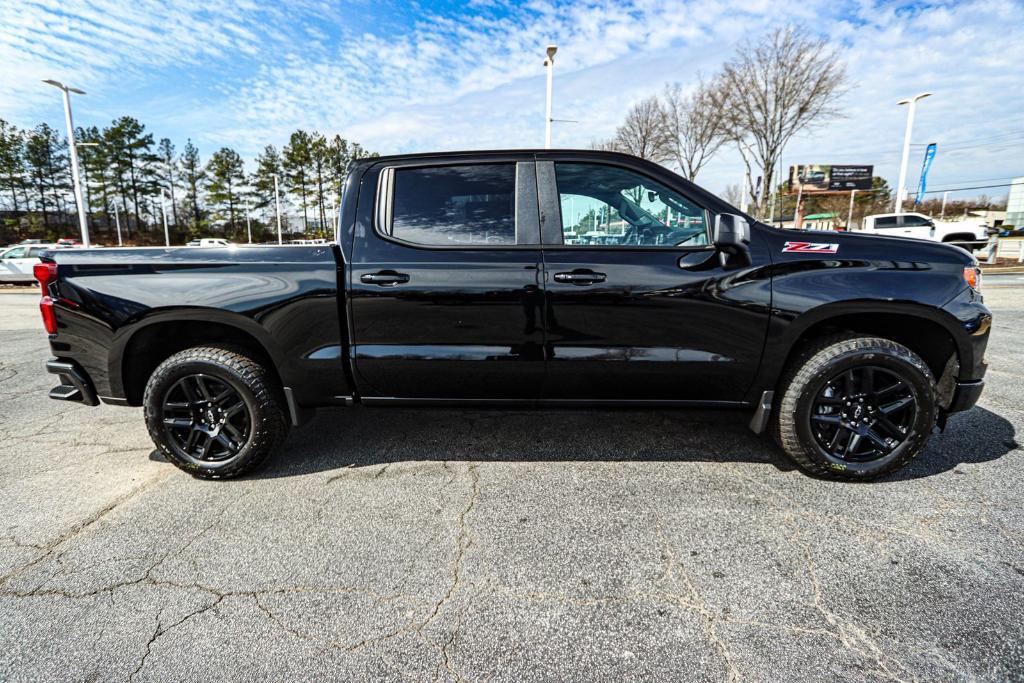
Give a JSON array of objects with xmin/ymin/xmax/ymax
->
[
  {"xmin": 243, "ymin": 195, "xmax": 252, "ymax": 244},
  {"xmin": 543, "ymin": 45, "xmax": 557, "ymax": 149},
  {"xmin": 894, "ymin": 92, "xmax": 931, "ymax": 214},
  {"xmin": 113, "ymin": 205, "xmax": 123, "ymax": 246},
  {"xmin": 273, "ymin": 174, "xmax": 283, "ymax": 245},
  {"xmin": 43, "ymin": 79, "xmax": 90, "ymax": 247},
  {"xmin": 160, "ymin": 194, "xmax": 170, "ymax": 246}
]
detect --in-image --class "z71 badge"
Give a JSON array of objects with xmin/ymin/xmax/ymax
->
[{"xmin": 782, "ymin": 241, "xmax": 839, "ymax": 254}]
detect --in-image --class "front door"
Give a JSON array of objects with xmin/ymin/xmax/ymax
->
[
  {"xmin": 537, "ymin": 159, "xmax": 770, "ymax": 403},
  {"xmin": 897, "ymin": 214, "xmax": 935, "ymax": 240},
  {"xmin": 349, "ymin": 159, "xmax": 546, "ymax": 401}
]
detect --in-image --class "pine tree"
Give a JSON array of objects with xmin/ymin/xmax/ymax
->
[
  {"xmin": 251, "ymin": 144, "xmax": 282, "ymax": 219},
  {"xmin": 309, "ymin": 132, "xmax": 329, "ymax": 235},
  {"xmin": 205, "ymin": 147, "xmax": 245, "ymax": 236},
  {"xmin": 106, "ymin": 117, "xmax": 158, "ymax": 232},
  {"xmin": 0, "ymin": 119, "xmax": 26, "ymax": 212},
  {"xmin": 179, "ymin": 139, "xmax": 205, "ymax": 232},
  {"xmin": 157, "ymin": 138, "xmax": 180, "ymax": 227},
  {"xmin": 24, "ymin": 124, "xmax": 69, "ymax": 229},
  {"xmin": 283, "ymin": 130, "xmax": 313, "ymax": 232}
]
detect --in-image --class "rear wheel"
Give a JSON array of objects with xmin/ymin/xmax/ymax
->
[
  {"xmin": 775, "ymin": 336, "xmax": 937, "ymax": 480},
  {"xmin": 143, "ymin": 346, "xmax": 289, "ymax": 479}
]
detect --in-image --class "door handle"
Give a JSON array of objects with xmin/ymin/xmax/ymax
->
[
  {"xmin": 553, "ymin": 270, "xmax": 606, "ymax": 285},
  {"xmin": 360, "ymin": 271, "xmax": 410, "ymax": 286}
]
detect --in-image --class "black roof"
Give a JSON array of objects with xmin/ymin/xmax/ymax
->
[{"xmin": 351, "ymin": 149, "xmax": 741, "ymax": 217}]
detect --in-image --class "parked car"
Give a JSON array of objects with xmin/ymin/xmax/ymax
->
[
  {"xmin": 186, "ymin": 238, "xmax": 232, "ymax": 247},
  {"xmin": 858, "ymin": 212, "xmax": 989, "ymax": 250},
  {"xmin": 56, "ymin": 238, "xmax": 82, "ymax": 247},
  {"xmin": 36, "ymin": 150, "xmax": 990, "ymax": 481},
  {"xmin": 0, "ymin": 244, "xmax": 56, "ymax": 284}
]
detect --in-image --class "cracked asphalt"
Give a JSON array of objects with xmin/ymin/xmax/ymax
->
[{"xmin": 1, "ymin": 286, "xmax": 1023, "ymax": 681}]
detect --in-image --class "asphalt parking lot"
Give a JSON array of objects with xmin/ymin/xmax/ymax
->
[{"xmin": 1, "ymin": 286, "xmax": 1022, "ymax": 681}]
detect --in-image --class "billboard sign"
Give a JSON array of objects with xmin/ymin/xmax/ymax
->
[{"xmin": 789, "ymin": 165, "xmax": 873, "ymax": 194}]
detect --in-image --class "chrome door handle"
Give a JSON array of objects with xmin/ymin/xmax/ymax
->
[
  {"xmin": 360, "ymin": 271, "xmax": 410, "ymax": 286},
  {"xmin": 553, "ymin": 270, "xmax": 606, "ymax": 285}
]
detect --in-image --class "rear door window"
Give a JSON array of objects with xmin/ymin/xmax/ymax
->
[
  {"xmin": 385, "ymin": 164, "xmax": 516, "ymax": 247},
  {"xmin": 874, "ymin": 216, "xmax": 899, "ymax": 228},
  {"xmin": 901, "ymin": 215, "xmax": 932, "ymax": 227}
]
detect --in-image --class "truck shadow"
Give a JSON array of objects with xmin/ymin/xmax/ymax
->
[{"xmin": 227, "ymin": 404, "xmax": 1017, "ymax": 482}]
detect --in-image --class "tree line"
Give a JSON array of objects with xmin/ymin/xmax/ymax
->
[{"xmin": 0, "ymin": 117, "xmax": 377, "ymax": 244}]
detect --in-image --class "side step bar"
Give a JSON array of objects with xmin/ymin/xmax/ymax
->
[{"xmin": 46, "ymin": 359, "xmax": 99, "ymax": 406}]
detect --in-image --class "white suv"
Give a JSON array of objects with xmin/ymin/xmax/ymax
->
[{"xmin": 0, "ymin": 245, "xmax": 55, "ymax": 284}]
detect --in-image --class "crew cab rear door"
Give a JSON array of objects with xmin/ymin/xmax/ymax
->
[
  {"xmin": 349, "ymin": 157, "xmax": 545, "ymax": 401},
  {"xmin": 535, "ymin": 157, "xmax": 769, "ymax": 402}
]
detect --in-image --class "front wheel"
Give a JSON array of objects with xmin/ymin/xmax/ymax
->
[
  {"xmin": 775, "ymin": 336, "xmax": 937, "ymax": 480},
  {"xmin": 143, "ymin": 346, "xmax": 289, "ymax": 479}
]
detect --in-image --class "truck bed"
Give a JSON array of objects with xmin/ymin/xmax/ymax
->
[{"xmin": 43, "ymin": 245, "xmax": 351, "ymax": 415}]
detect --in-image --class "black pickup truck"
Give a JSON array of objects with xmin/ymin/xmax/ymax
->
[{"xmin": 37, "ymin": 150, "xmax": 990, "ymax": 480}]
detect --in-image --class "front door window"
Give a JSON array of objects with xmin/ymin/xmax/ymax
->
[{"xmin": 555, "ymin": 163, "xmax": 709, "ymax": 247}]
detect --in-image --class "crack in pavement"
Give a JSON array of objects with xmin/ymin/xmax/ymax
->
[
  {"xmin": 0, "ymin": 469, "xmax": 174, "ymax": 588},
  {"xmin": 128, "ymin": 595, "xmax": 225, "ymax": 682}
]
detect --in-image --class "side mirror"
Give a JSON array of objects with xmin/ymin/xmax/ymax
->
[{"xmin": 714, "ymin": 213, "xmax": 751, "ymax": 255}]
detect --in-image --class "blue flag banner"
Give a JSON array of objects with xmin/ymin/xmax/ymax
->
[{"xmin": 915, "ymin": 143, "xmax": 937, "ymax": 205}]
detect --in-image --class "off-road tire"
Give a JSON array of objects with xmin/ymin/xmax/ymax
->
[
  {"xmin": 143, "ymin": 346, "xmax": 289, "ymax": 479},
  {"xmin": 774, "ymin": 335, "xmax": 937, "ymax": 480}
]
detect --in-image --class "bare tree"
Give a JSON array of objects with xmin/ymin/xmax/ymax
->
[
  {"xmin": 712, "ymin": 26, "xmax": 848, "ymax": 216},
  {"xmin": 588, "ymin": 138, "xmax": 621, "ymax": 152},
  {"xmin": 612, "ymin": 95, "xmax": 671, "ymax": 162},
  {"xmin": 721, "ymin": 183, "xmax": 743, "ymax": 207},
  {"xmin": 661, "ymin": 82, "xmax": 727, "ymax": 181}
]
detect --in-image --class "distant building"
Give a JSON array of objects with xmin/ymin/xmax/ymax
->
[{"xmin": 1006, "ymin": 177, "xmax": 1024, "ymax": 227}]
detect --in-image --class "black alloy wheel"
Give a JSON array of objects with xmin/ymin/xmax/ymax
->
[
  {"xmin": 809, "ymin": 365, "xmax": 917, "ymax": 463},
  {"xmin": 161, "ymin": 373, "xmax": 251, "ymax": 463},
  {"xmin": 774, "ymin": 335, "xmax": 937, "ymax": 480}
]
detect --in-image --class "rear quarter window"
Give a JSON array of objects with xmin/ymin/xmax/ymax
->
[{"xmin": 388, "ymin": 164, "xmax": 516, "ymax": 247}]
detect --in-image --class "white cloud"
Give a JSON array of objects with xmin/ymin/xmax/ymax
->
[{"xmin": 2, "ymin": 0, "xmax": 1022, "ymax": 200}]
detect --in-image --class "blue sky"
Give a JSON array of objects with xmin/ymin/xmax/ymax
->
[{"xmin": 2, "ymin": 0, "xmax": 1022, "ymax": 200}]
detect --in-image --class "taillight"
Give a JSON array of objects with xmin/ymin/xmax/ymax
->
[
  {"xmin": 963, "ymin": 266, "xmax": 982, "ymax": 291},
  {"xmin": 34, "ymin": 262, "xmax": 57, "ymax": 292},
  {"xmin": 33, "ymin": 262, "xmax": 59, "ymax": 334}
]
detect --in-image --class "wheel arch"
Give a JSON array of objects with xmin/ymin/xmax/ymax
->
[
  {"xmin": 941, "ymin": 232, "xmax": 980, "ymax": 244},
  {"xmin": 113, "ymin": 310, "xmax": 285, "ymax": 406},
  {"xmin": 754, "ymin": 300, "xmax": 970, "ymax": 404}
]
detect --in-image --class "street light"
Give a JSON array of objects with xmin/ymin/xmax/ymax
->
[
  {"xmin": 894, "ymin": 92, "xmax": 932, "ymax": 214},
  {"xmin": 160, "ymin": 193, "xmax": 170, "ymax": 246},
  {"xmin": 43, "ymin": 79, "xmax": 90, "ymax": 247},
  {"xmin": 543, "ymin": 44, "xmax": 557, "ymax": 149},
  {"xmin": 243, "ymin": 195, "xmax": 252, "ymax": 244},
  {"xmin": 273, "ymin": 174, "xmax": 283, "ymax": 245}
]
